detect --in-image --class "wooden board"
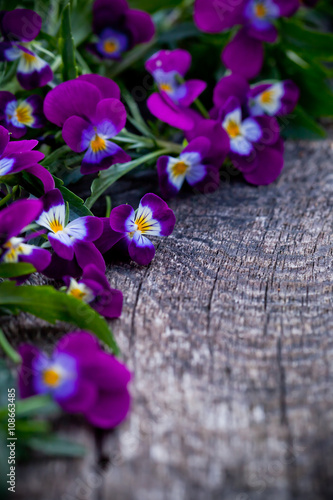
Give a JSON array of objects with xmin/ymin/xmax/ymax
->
[{"xmin": 6, "ymin": 137, "xmax": 333, "ymax": 500}]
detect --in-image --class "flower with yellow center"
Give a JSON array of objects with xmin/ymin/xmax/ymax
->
[
  {"xmin": 254, "ymin": 2, "xmax": 267, "ymax": 18},
  {"xmin": 90, "ymin": 134, "xmax": 107, "ymax": 154},
  {"xmin": 43, "ymin": 367, "xmax": 61, "ymax": 387},
  {"xmin": 103, "ymin": 39, "xmax": 119, "ymax": 54},
  {"xmin": 225, "ymin": 120, "xmax": 241, "ymax": 139},
  {"xmin": 67, "ymin": 278, "xmax": 94, "ymax": 303}
]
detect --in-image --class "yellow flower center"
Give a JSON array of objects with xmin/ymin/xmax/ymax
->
[
  {"xmin": 103, "ymin": 39, "xmax": 118, "ymax": 54},
  {"xmin": 255, "ymin": 2, "xmax": 267, "ymax": 18},
  {"xmin": 135, "ymin": 214, "xmax": 153, "ymax": 234},
  {"xmin": 22, "ymin": 52, "xmax": 37, "ymax": 63},
  {"xmin": 90, "ymin": 134, "xmax": 106, "ymax": 153},
  {"xmin": 3, "ymin": 240, "xmax": 23, "ymax": 262},
  {"xmin": 260, "ymin": 89, "xmax": 274, "ymax": 104},
  {"xmin": 172, "ymin": 161, "xmax": 189, "ymax": 177},
  {"xmin": 49, "ymin": 220, "xmax": 63, "ymax": 233},
  {"xmin": 15, "ymin": 102, "xmax": 33, "ymax": 125},
  {"xmin": 69, "ymin": 288, "xmax": 87, "ymax": 300},
  {"xmin": 160, "ymin": 83, "xmax": 173, "ymax": 93},
  {"xmin": 226, "ymin": 120, "xmax": 241, "ymax": 139},
  {"xmin": 43, "ymin": 368, "xmax": 61, "ymax": 387}
]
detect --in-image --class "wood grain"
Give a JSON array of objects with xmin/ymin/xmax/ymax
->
[{"xmin": 6, "ymin": 137, "xmax": 333, "ymax": 500}]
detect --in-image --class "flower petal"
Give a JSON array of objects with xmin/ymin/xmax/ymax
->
[
  {"xmin": 243, "ymin": 139, "xmax": 284, "ymax": 185},
  {"xmin": 146, "ymin": 49, "xmax": 191, "ymax": 77},
  {"xmin": 94, "ymin": 217, "xmax": 125, "ymax": 254},
  {"xmin": 194, "ymin": 0, "xmax": 245, "ymax": 32},
  {"xmin": 139, "ymin": 193, "xmax": 176, "ymax": 236},
  {"xmin": 147, "ymin": 93, "xmax": 195, "ymax": 131},
  {"xmin": 17, "ymin": 53, "xmax": 53, "ymax": 90},
  {"xmin": 62, "ymin": 115, "xmax": 91, "ymax": 153},
  {"xmin": 74, "ymin": 241, "xmax": 106, "ymax": 272},
  {"xmin": 92, "ymin": 98, "xmax": 127, "ymax": 136},
  {"xmin": 77, "ymin": 74, "xmax": 120, "ymax": 100},
  {"xmin": 19, "ymin": 246, "xmax": 51, "ymax": 272},
  {"xmin": 66, "ymin": 216, "xmax": 103, "ymax": 242},
  {"xmin": 85, "ymin": 388, "xmax": 130, "ymax": 429},
  {"xmin": 48, "ymin": 231, "xmax": 74, "ymax": 260},
  {"xmin": 213, "ymin": 74, "xmax": 249, "ymax": 110},
  {"xmin": 129, "ymin": 233, "xmax": 155, "ymax": 266},
  {"xmin": 57, "ymin": 379, "xmax": 97, "ymax": 414},
  {"xmin": 123, "ymin": 9, "xmax": 155, "ymax": 47},
  {"xmin": 81, "ymin": 141, "xmax": 130, "ymax": 175},
  {"xmin": 25, "ymin": 164, "xmax": 55, "ymax": 192},
  {"xmin": 222, "ymin": 28, "xmax": 264, "ymax": 80},
  {"xmin": 110, "ymin": 204, "xmax": 135, "ymax": 233},
  {"xmin": 0, "ymin": 199, "xmax": 42, "ymax": 242},
  {"xmin": 1, "ymin": 9, "xmax": 42, "ymax": 42},
  {"xmin": 18, "ymin": 344, "xmax": 40, "ymax": 398},
  {"xmin": 0, "ymin": 124, "xmax": 10, "ymax": 156},
  {"xmin": 92, "ymin": 0, "xmax": 129, "ymax": 34}
]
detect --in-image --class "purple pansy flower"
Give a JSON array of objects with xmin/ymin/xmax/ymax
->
[
  {"xmin": 145, "ymin": 50, "xmax": 206, "ymax": 131},
  {"xmin": 0, "ymin": 126, "xmax": 54, "ymax": 192},
  {"xmin": 64, "ymin": 264, "xmax": 123, "ymax": 319},
  {"xmin": 194, "ymin": 0, "xmax": 300, "ymax": 79},
  {"xmin": 248, "ymin": 80, "xmax": 299, "ymax": 117},
  {"xmin": 97, "ymin": 194, "xmax": 176, "ymax": 266},
  {"xmin": 36, "ymin": 189, "xmax": 104, "ymax": 275},
  {"xmin": 18, "ymin": 331, "xmax": 131, "ymax": 429},
  {"xmin": 0, "ymin": 198, "xmax": 51, "ymax": 273},
  {"xmin": 0, "ymin": 9, "xmax": 53, "ymax": 90},
  {"xmin": 43, "ymin": 76, "xmax": 131, "ymax": 174},
  {"xmin": 88, "ymin": 0, "xmax": 155, "ymax": 60},
  {"xmin": 0, "ymin": 91, "xmax": 44, "ymax": 139},
  {"xmin": 157, "ymin": 137, "xmax": 225, "ymax": 199}
]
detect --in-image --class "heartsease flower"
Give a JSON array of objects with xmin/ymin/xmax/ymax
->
[
  {"xmin": 36, "ymin": 188, "xmax": 104, "ymax": 277},
  {"xmin": 88, "ymin": 0, "xmax": 155, "ymax": 60},
  {"xmin": 64, "ymin": 264, "xmax": 123, "ymax": 319},
  {"xmin": 157, "ymin": 137, "xmax": 225, "ymax": 199},
  {"xmin": 96, "ymin": 194, "xmax": 176, "ymax": 266},
  {"xmin": 0, "ymin": 198, "xmax": 51, "ymax": 274},
  {"xmin": 43, "ymin": 75, "xmax": 131, "ymax": 174},
  {"xmin": 0, "ymin": 9, "xmax": 53, "ymax": 90},
  {"xmin": 19, "ymin": 331, "xmax": 131, "ymax": 429},
  {"xmin": 145, "ymin": 50, "xmax": 206, "ymax": 130},
  {"xmin": 248, "ymin": 81, "xmax": 299, "ymax": 117},
  {"xmin": 194, "ymin": 0, "xmax": 300, "ymax": 79},
  {"xmin": 0, "ymin": 91, "xmax": 44, "ymax": 139},
  {"xmin": 0, "ymin": 125, "xmax": 53, "ymax": 192}
]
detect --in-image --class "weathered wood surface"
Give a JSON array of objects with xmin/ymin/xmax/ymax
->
[{"xmin": 6, "ymin": 136, "xmax": 333, "ymax": 499}]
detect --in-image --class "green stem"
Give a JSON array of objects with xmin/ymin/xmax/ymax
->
[
  {"xmin": 193, "ymin": 98, "xmax": 210, "ymax": 119},
  {"xmin": 0, "ymin": 329, "xmax": 22, "ymax": 364},
  {"xmin": 115, "ymin": 129, "xmax": 183, "ymax": 154},
  {"xmin": 0, "ymin": 185, "xmax": 19, "ymax": 208},
  {"xmin": 107, "ymin": 39, "xmax": 156, "ymax": 79}
]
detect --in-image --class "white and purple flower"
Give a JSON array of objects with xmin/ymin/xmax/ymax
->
[
  {"xmin": 64, "ymin": 264, "xmax": 123, "ymax": 319},
  {"xmin": 36, "ymin": 189, "xmax": 104, "ymax": 277},
  {"xmin": 157, "ymin": 137, "xmax": 223, "ymax": 199},
  {"xmin": 248, "ymin": 81, "xmax": 299, "ymax": 117},
  {"xmin": 145, "ymin": 50, "xmax": 206, "ymax": 131},
  {"xmin": 43, "ymin": 75, "xmax": 131, "ymax": 174},
  {"xmin": 0, "ymin": 199, "xmax": 51, "ymax": 275},
  {"xmin": 0, "ymin": 91, "xmax": 44, "ymax": 139},
  {"xmin": 0, "ymin": 9, "xmax": 53, "ymax": 90}
]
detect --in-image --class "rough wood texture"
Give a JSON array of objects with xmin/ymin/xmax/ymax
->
[{"xmin": 7, "ymin": 137, "xmax": 333, "ymax": 499}]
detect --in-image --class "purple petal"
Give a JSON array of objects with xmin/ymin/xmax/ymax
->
[
  {"xmin": 110, "ymin": 204, "xmax": 135, "ymax": 233},
  {"xmin": 0, "ymin": 199, "xmax": 42, "ymax": 242},
  {"xmin": 77, "ymin": 74, "xmax": 120, "ymax": 100},
  {"xmin": 280, "ymin": 80, "xmax": 299, "ymax": 115},
  {"xmin": 194, "ymin": 0, "xmax": 245, "ymax": 32},
  {"xmin": 0, "ymin": 91, "xmax": 15, "ymax": 118},
  {"xmin": 0, "ymin": 124, "xmax": 9, "ymax": 156},
  {"xmin": 129, "ymin": 233, "xmax": 155, "ymax": 266},
  {"xmin": 25, "ymin": 164, "xmax": 55, "ymax": 192},
  {"xmin": 74, "ymin": 241, "xmax": 106, "ymax": 272},
  {"xmin": 275, "ymin": 0, "xmax": 300, "ymax": 16},
  {"xmin": 255, "ymin": 116, "xmax": 280, "ymax": 145},
  {"xmin": 147, "ymin": 93, "xmax": 195, "ymax": 130},
  {"xmin": 93, "ymin": 0, "xmax": 128, "ymax": 34},
  {"xmin": 247, "ymin": 24, "xmax": 278, "ymax": 43},
  {"xmin": 145, "ymin": 49, "xmax": 191, "ymax": 77},
  {"xmin": 66, "ymin": 216, "xmax": 103, "ymax": 242},
  {"xmin": 94, "ymin": 217, "xmax": 125, "ymax": 254},
  {"xmin": 43, "ymin": 80, "xmax": 101, "ymax": 127},
  {"xmin": 1, "ymin": 150, "xmax": 45, "ymax": 175},
  {"xmin": 42, "ymin": 253, "xmax": 82, "ymax": 280},
  {"xmin": 39, "ymin": 188, "xmax": 64, "ymax": 212},
  {"xmin": 56, "ymin": 331, "xmax": 99, "ymax": 358},
  {"xmin": 81, "ymin": 142, "xmax": 131, "ymax": 175},
  {"xmin": 190, "ymin": 164, "xmax": 220, "ymax": 193},
  {"xmin": 57, "ymin": 379, "xmax": 97, "ymax": 414},
  {"xmin": 186, "ymin": 118, "xmax": 230, "ymax": 167},
  {"xmin": 178, "ymin": 80, "xmax": 207, "ymax": 107},
  {"xmin": 1, "ymin": 9, "xmax": 42, "ymax": 41},
  {"xmin": 62, "ymin": 115, "xmax": 91, "ymax": 153},
  {"xmin": 123, "ymin": 9, "xmax": 155, "ymax": 47},
  {"xmin": 84, "ymin": 351, "xmax": 131, "ymax": 390},
  {"xmin": 85, "ymin": 388, "xmax": 130, "ymax": 429},
  {"xmin": 20, "ymin": 246, "xmax": 51, "ymax": 272},
  {"xmin": 17, "ymin": 60, "xmax": 53, "ymax": 90},
  {"xmin": 157, "ymin": 156, "xmax": 181, "ymax": 199},
  {"xmin": 222, "ymin": 28, "xmax": 264, "ymax": 80},
  {"xmin": 0, "ymin": 42, "xmax": 20, "ymax": 62},
  {"xmin": 213, "ymin": 74, "xmax": 249, "ymax": 110},
  {"xmin": 26, "ymin": 94, "xmax": 45, "ymax": 128},
  {"xmin": 81, "ymin": 266, "xmax": 123, "ymax": 319},
  {"xmin": 18, "ymin": 344, "xmax": 40, "ymax": 398},
  {"xmin": 48, "ymin": 232, "xmax": 74, "ymax": 260},
  {"xmin": 92, "ymin": 98, "xmax": 127, "ymax": 135},
  {"xmin": 4, "ymin": 139, "xmax": 38, "ymax": 153},
  {"xmin": 243, "ymin": 139, "xmax": 284, "ymax": 185}
]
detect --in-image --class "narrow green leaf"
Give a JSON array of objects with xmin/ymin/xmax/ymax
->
[
  {"xmin": 0, "ymin": 263, "xmax": 36, "ymax": 279},
  {"xmin": 0, "ymin": 282, "xmax": 120, "ymax": 355},
  {"xmin": 26, "ymin": 435, "xmax": 86, "ymax": 457},
  {"xmin": 59, "ymin": 1, "xmax": 78, "ymax": 81},
  {"xmin": 53, "ymin": 177, "xmax": 93, "ymax": 217},
  {"xmin": 0, "ymin": 328, "xmax": 21, "ymax": 365}
]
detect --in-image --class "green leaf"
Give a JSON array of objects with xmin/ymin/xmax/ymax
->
[
  {"xmin": 85, "ymin": 149, "xmax": 168, "ymax": 209},
  {"xmin": 53, "ymin": 177, "xmax": 93, "ymax": 217},
  {"xmin": 281, "ymin": 105, "xmax": 327, "ymax": 140},
  {"xmin": 59, "ymin": 1, "xmax": 78, "ymax": 81},
  {"xmin": 26, "ymin": 435, "xmax": 86, "ymax": 457},
  {"xmin": 0, "ymin": 263, "xmax": 36, "ymax": 279},
  {"xmin": 280, "ymin": 18, "xmax": 333, "ymax": 61},
  {"xmin": 0, "ymin": 282, "xmax": 120, "ymax": 355}
]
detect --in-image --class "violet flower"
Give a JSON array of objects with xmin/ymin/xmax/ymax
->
[
  {"xmin": 88, "ymin": 0, "xmax": 155, "ymax": 60},
  {"xmin": 0, "ymin": 91, "xmax": 44, "ymax": 139},
  {"xmin": 248, "ymin": 81, "xmax": 299, "ymax": 117},
  {"xmin": 0, "ymin": 125, "xmax": 53, "ymax": 192},
  {"xmin": 194, "ymin": 0, "xmax": 300, "ymax": 79},
  {"xmin": 18, "ymin": 331, "xmax": 131, "ymax": 429},
  {"xmin": 157, "ymin": 137, "xmax": 226, "ymax": 199},
  {"xmin": 145, "ymin": 50, "xmax": 206, "ymax": 130},
  {"xmin": 43, "ymin": 75, "xmax": 131, "ymax": 174},
  {"xmin": 96, "ymin": 194, "xmax": 176, "ymax": 266},
  {"xmin": 36, "ymin": 189, "xmax": 104, "ymax": 277},
  {"xmin": 64, "ymin": 264, "xmax": 123, "ymax": 319},
  {"xmin": 0, "ymin": 198, "xmax": 51, "ymax": 273},
  {"xmin": 0, "ymin": 9, "xmax": 53, "ymax": 90}
]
